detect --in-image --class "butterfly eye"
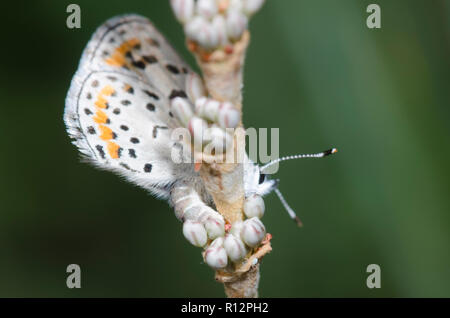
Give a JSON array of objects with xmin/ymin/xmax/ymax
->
[{"xmin": 259, "ymin": 173, "xmax": 266, "ymax": 184}]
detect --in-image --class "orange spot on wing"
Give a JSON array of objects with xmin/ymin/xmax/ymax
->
[
  {"xmin": 95, "ymin": 85, "xmax": 115, "ymax": 108},
  {"xmin": 95, "ymin": 96, "xmax": 108, "ymax": 109},
  {"xmin": 105, "ymin": 38, "xmax": 140, "ymax": 67},
  {"xmin": 105, "ymin": 54, "xmax": 125, "ymax": 67},
  {"xmin": 100, "ymin": 85, "xmax": 115, "ymax": 96},
  {"xmin": 99, "ymin": 125, "xmax": 113, "ymax": 141},
  {"xmin": 107, "ymin": 141, "xmax": 121, "ymax": 159},
  {"xmin": 93, "ymin": 110, "xmax": 108, "ymax": 124}
]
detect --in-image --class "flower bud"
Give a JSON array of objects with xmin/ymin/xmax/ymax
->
[
  {"xmin": 170, "ymin": 0, "xmax": 195, "ymax": 23},
  {"xmin": 229, "ymin": 220, "xmax": 244, "ymax": 238},
  {"xmin": 203, "ymin": 126, "xmax": 233, "ymax": 155},
  {"xmin": 243, "ymin": 0, "xmax": 265, "ymax": 16},
  {"xmin": 186, "ymin": 73, "xmax": 206, "ymax": 103},
  {"xmin": 204, "ymin": 237, "xmax": 228, "ymax": 269},
  {"xmin": 171, "ymin": 97, "xmax": 194, "ymax": 126},
  {"xmin": 218, "ymin": 102, "xmax": 240, "ymax": 128},
  {"xmin": 241, "ymin": 217, "xmax": 265, "ymax": 247},
  {"xmin": 184, "ymin": 16, "xmax": 207, "ymax": 41},
  {"xmin": 223, "ymin": 234, "xmax": 247, "ymax": 262},
  {"xmin": 203, "ymin": 214, "xmax": 225, "ymax": 239},
  {"xmin": 226, "ymin": 9, "xmax": 248, "ymax": 40},
  {"xmin": 243, "ymin": 194, "xmax": 265, "ymax": 219},
  {"xmin": 196, "ymin": 0, "xmax": 218, "ymax": 20},
  {"xmin": 188, "ymin": 116, "xmax": 208, "ymax": 147},
  {"xmin": 195, "ymin": 97, "xmax": 220, "ymax": 121},
  {"xmin": 196, "ymin": 20, "xmax": 219, "ymax": 49},
  {"xmin": 211, "ymin": 15, "xmax": 228, "ymax": 46},
  {"xmin": 183, "ymin": 220, "xmax": 208, "ymax": 247}
]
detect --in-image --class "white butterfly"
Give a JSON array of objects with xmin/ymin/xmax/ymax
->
[{"xmin": 64, "ymin": 14, "xmax": 336, "ymax": 236}]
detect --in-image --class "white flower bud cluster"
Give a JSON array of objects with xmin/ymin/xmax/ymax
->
[
  {"xmin": 170, "ymin": 71, "xmax": 240, "ymax": 154},
  {"xmin": 170, "ymin": 0, "xmax": 265, "ymax": 50},
  {"xmin": 180, "ymin": 192, "xmax": 267, "ymax": 270}
]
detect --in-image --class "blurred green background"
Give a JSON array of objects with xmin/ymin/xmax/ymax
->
[{"xmin": 0, "ymin": 0, "xmax": 449, "ymax": 297}]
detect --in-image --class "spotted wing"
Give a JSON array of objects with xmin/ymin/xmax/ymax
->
[{"xmin": 64, "ymin": 14, "xmax": 195, "ymax": 198}]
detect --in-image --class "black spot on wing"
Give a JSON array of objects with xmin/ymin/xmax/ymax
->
[
  {"xmin": 96, "ymin": 145, "xmax": 105, "ymax": 159},
  {"xmin": 146, "ymin": 103, "xmax": 155, "ymax": 111},
  {"xmin": 144, "ymin": 163, "xmax": 152, "ymax": 173},
  {"xmin": 143, "ymin": 90, "xmax": 159, "ymax": 100},
  {"xmin": 129, "ymin": 149, "xmax": 137, "ymax": 158},
  {"xmin": 87, "ymin": 126, "xmax": 96, "ymax": 135},
  {"xmin": 132, "ymin": 60, "xmax": 146, "ymax": 69},
  {"xmin": 143, "ymin": 55, "xmax": 158, "ymax": 64},
  {"xmin": 169, "ymin": 90, "xmax": 187, "ymax": 100},
  {"xmin": 166, "ymin": 64, "xmax": 180, "ymax": 74}
]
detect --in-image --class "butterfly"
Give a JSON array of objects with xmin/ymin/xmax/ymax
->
[{"xmin": 64, "ymin": 14, "xmax": 336, "ymax": 238}]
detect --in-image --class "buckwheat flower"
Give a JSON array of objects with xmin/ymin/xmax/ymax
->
[
  {"xmin": 170, "ymin": 0, "xmax": 195, "ymax": 23},
  {"xmin": 224, "ymin": 233, "xmax": 247, "ymax": 262},
  {"xmin": 243, "ymin": 194, "xmax": 265, "ymax": 219},
  {"xmin": 229, "ymin": 220, "xmax": 244, "ymax": 238},
  {"xmin": 241, "ymin": 217, "xmax": 266, "ymax": 247},
  {"xmin": 204, "ymin": 237, "xmax": 228, "ymax": 269},
  {"xmin": 196, "ymin": 98, "xmax": 241, "ymax": 128},
  {"xmin": 204, "ymin": 126, "xmax": 233, "ymax": 154},
  {"xmin": 203, "ymin": 214, "xmax": 225, "ymax": 239},
  {"xmin": 184, "ymin": 16, "xmax": 207, "ymax": 42},
  {"xmin": 186, "ymin": 73, "xmax": 206, "ymax": 103},
  {"xmin": 183, "ymin": 220, "xmax": 208, "ymax": 247},
  {"xmin": 188, "ymin": 116, "xmax": 208, "ymax": 147},
  {"xmin": 172, "ymin": 0, "xmax": 265, "ymax": 51},
  {"xmin": 226, "ymin": 9, "xmax": 248, "ymax": 40},
  {"xmin": 185, "ymin": 15, "xmax": 219, "ymax": 49},
  {"xmin": 171, "ymin": 97, "xmax": 194, "ymax": 126},
  {"xmin": 196, "ymin": 20, "xmax": 219, "ymax": 49},
  {"xmin": 217, "ymin": 102, "xmax": 240, "ymax": 128},
  {"xmin": 195, "ymin": 97, "xmax": 220, "ymax": 120},
  {"xmin": 196, "ymin": 0, "xmax": 218, "ymax": 20},
  {"xmin": 211, "ymin": 15, "xmax": 229, "ymax": 46}
]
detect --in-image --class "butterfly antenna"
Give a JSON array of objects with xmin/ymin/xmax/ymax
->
[
  {"xmin": 261, "ymin": 148, "xmax": 337, "ymax": 173},
  {"xmin": 274, "ymin": 188, "xmax": 303, "ymax": 227}
]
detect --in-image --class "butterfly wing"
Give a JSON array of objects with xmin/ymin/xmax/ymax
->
[{"xmin": 64, "ymin": 14, "xmax": 196, "ymax": 198}]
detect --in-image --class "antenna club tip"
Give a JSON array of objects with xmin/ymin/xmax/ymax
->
[{"xmin": 323, "ymin": 148, "xmax": 338, "ymax": 157}]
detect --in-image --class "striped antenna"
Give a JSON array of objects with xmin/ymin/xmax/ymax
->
[
  {"xmin": 261, "ymin": 148, "xmax": 337, "ymax": 173},
  {"xmin": 274, "ymin": 188, "xmax": 303, "ymax": 227}
]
